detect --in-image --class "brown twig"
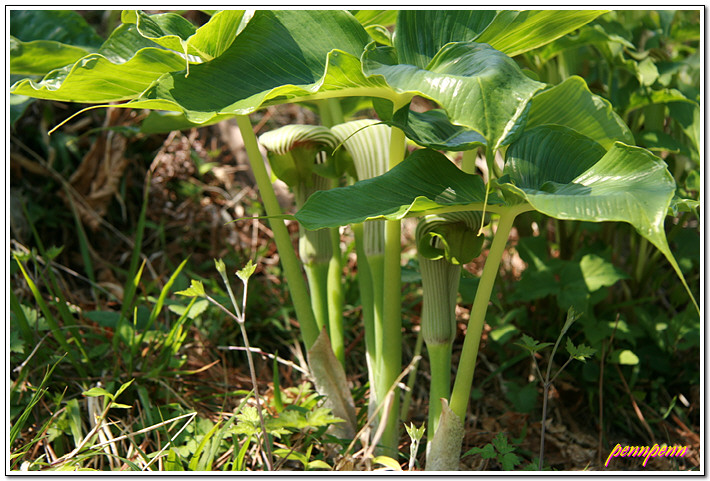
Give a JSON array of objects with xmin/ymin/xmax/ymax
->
[{"xmin": 614, "ymin": 363, "xmax": 655, "ymax": 445}]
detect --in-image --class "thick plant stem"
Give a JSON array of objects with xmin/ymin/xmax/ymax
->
[
  {"xmin": 353, "ymin": 223, "xmax": 379, "ymax": 418},
  {"xmin": 235, "ymin": 115, "xmax": 319, "ymax": 349},
  {"xmin": 376, "ymin": 124, "xmax": 407, "ymax": 456},
  {"xmin": 449, "ymin": 209, "xmax": 519, "ymax": 420},
  {"xmin": 369, "ymin": 253, "xmax": 386, "ymax": 371},
  {"xmin": 426, "ymin": 343, "xmax": 452, "ymax": 444},
  {"xmin": 316, "ymin": 99, "xmax": 346, "ymax": 366},
  {"xmin": 327, "ymin": 226, "xmax": 345, "ymax": 367},
  {"xmin": 304, "ymin": 262, "xmax": 330, "ymax": 333}
]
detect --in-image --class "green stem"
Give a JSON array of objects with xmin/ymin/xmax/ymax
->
[
  {"xmin": 634, "ymin": 236, "xmax": 649, "ymax": 284},
  {"xmin": 235, "ymin": 115, "xmax": 319, "ymax": 349},
  {"xmin": 427, "ymin": 343, "xmax": 451, "ymax": 439},
  {"xmin": 327, "ymin": 227, "xmax": 345, "ymax": 367},
  {"xmin": 327, "ymin": 98, "xmax": 344, "ymax": 126},
  {"xmin": 369, "ymin": 253, "xmax": 386, "ymax": 371},
  {"xmin": 449, "ymin": 209, "xmax": 519, "ymax": 420},
  {"xmin": 400, "ymin": 327, "xmax": 423, "ymax": 421},
  {"xmin": 353, "ymin": 223, "xmax": 378, "ymax": 410},
  {"xmin": 304, "ymin": 262, "xmax": 330, "ymax": 333},
  {"xmin": 376, "ymin": 123, "xmax": 407, "ymax": 456},
  {"xmin": 316, "ymin": 100, "xmax": 346, "ymax": 365}
]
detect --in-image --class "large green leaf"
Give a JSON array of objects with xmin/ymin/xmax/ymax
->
[
  {"xmin": 351, "ymin": 10, "xmax": 398, "ymax": 28},
  {"xmin": 134, "ymin": 10, "xmax": 380, "ymax": 119},
  {"xmin": 295, "ymin": 149, "xmax": 493, "ymax": 230},
  {"xmin": 10, "ymin": 10, "xmax": 103, "ymax": 76},
  {"xmin": 10, "ymin": 37, "xmax": 90, "ymax": 75},
  {"xmin": 394, "ymin": 11, "xmax": 497, "ymax": 68},
  {"xmin": 121, "ymin": 10, "xmax": 249, "ymax": 61},
  {"xmin": 501, "ymin": 125, "xmax": 695, "ymax": 309},
  {"xmin": 503, "ymin": 125, "xmax": 607, "ymax": 189},
  {"xmin": 10, "ymin": 48, "xmax": 188, "ymax": 102},
  {"xmin": 476, "ymin": 10, "xmax": 607, "ymax": 57},
  {"xmin": 12, "ymin": 10, "xmax": 548, "ymax": 142},
  {"xmin": 502, "ymin": 126, "xmax": 674, "ymax": 237},
  {"xmin": 364, "ymin": 41, "xmax": 545, "ymax": 150},
  {"xmin": 389, "ymin": 107, "xmax": 486, "ymax": 151},
  {"xmin": 525, "ymin": 76, "xmax": 634, "ymax": 149},
  {"xmin": 121, "ymin": 10, "xmax": 198, "ymax": 54},
  {"xmin": 530, "ymin": 23, "xmax": 635, "ymax": 63},
  {"xmin": 9, "ymin": 10, "xmax": 256, "ymax": 103},
  {"xmin": 10, "ymin": 10, "xmax": 104, "ymax": 47}
]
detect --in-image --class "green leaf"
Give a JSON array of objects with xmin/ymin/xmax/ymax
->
[
  {"xmin": 10, "ymin": 92, "xmax": 33, "ymax": 126},
  {"xmin": 364, "ymin": 41, "xmax": 545, "ymax": 150},
  {"xmin": 501, "ymin": 125, "xmax": 695, "ymax": 311},
  {"xmin": 139, "ymin": 111, "xmax": 234, "ymax": 134},
  {"xmin": 532, "ymin": 23, "xmax": 636, "ymax": 63},
  {"xmin": 233, "ymin": 406, "xmax": 260, "ymax": 437},
  {"xmin": 503, "ymin": 125, "xmax": 606, "ymax": 190},
  {"xmin": 476, "ymin": 10, "xmax": 606, "ymax": 57},
  {"xmin": 565, "ymin": 338, "xmax": 596, "ymax": 362},
  {"xmin": 10, "ymin": 37, "xmax": 92, "ymax": 75},
  {"xmin": 516, "ymin": 334, "xmax": 553, "ymax": 354},
  {"xmin": 236, "ymin": 260, "xmax": 257, "ymax": 283},
  {"xmin": 394, "ymin": 11, "xmax": 497, "ymax": 68},
  {"xmin": 136, "ymin": 10, "xmax": 375, "ymax": 120},
  {"xmin": 352, "ymin": 10, "xmax": 398, "ymax": 29},
  {"xmin": 668, "ymin": 101, "xmax": 700, "ymax": 158},
  {"xmin": 405, "ymin": 422, "xmax": 426, "ymax": 442},
  {"xmin": 307, "ymin": 460, "xmax": 332, "ymax": 471},
  {"xmin": 578, "ymin": 254, "xmax": 628, "ymax": 292},
  {"xmin": 214, "ymin": 258, "xmax": 227, "ymax": 276},
  {"xmin": 610, "ymin": 349, "xmax": 640, "ymax": 365},
  {"xmin": 626, "ymin": 88, "xmax": 696, "ymax": 114},
  {"xmin": 167, "ymin": 299, "xmax": 208, "ymax": 319},
  {"xmin": 122, "ymin": 10, "xmax": 249, "ymax": 62},
  {"xmin": 10, "ymin": 10, "xmax": 103, "ymax": 76},
  {"xmin": 273, "ymin": 448, "xmax": 308, "ymax": 466},
  {"xmin": 175, "ymin": 279, "xmax": 206, "ymax": 298},
  {"xmin": 389, "ymin": 107, "xmax": 486, "ymax": 151},
  {"xmin": 501, "ymin": 452, "xmax": 522, "ymax": 470},
  {"xmin": 114, "ymin": 379, "xmax": 134, "ymax": 399},
  {"xmin": 503, "ymin": 126, "xmax": 661, "ymax": 241},
  {"xmin": 525, "ymin": 76, "xmax": 634, "ymax": 150},
  {"xmin": 10, "ymin": 10, "xmax": 104, "ymax": 47},
  {"xmin": 11, "ymin": 47, "xmax": 187, "ymax": 102},
  {"xmin": 636, "ymin": 57, "xmax": 659, "ymax": 86},
  {"xmin": 121, "ymin": 10, "xmax": 198, "ymax": 54},
  {"xmin": 296, "ymin": 149, "xmax": 491, "ymax": 230},
  {"xmin": 373, "ymin": 455, "xmax": 402, "ymax": 471},
  {"xmin": 492, "ymin": 432, "xmax": 515, "ymax": 455},
  {"xmin": 465, "ymin": 443, "xmax": 497, "ymax": 459},
  {"xmin": 82, "ymin": 387, "xmax": 114, "ymax": 400},
  {"xmin": 637, "ymin": 130, "xmax": 689, "ymax": 156}
]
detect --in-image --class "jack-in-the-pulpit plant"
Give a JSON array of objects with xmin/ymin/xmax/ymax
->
[{"xmin": 11, "ymin": 9, "xmax": 698, "ymax": 470}]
